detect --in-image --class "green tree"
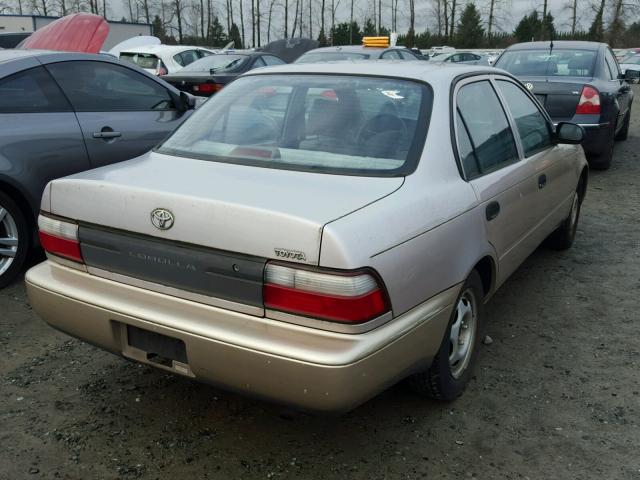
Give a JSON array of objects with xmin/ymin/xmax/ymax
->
[
  {"xmin": 541, "ymin": 12, "xmax": 556, "ymax": 40},
  {"xmin": 514, "ymin": 11, "xmax": 542, "ymax": 42},
  {"xmin": 331, "ymin": 21, "xmax": 362, "ymax": 45},
  {"xmin": 229, "ymin": 23, "xmax": 243, "ymax": 48},
  {"xmin": 208, "ymin": 16, "xmax": 227, "ymax": 46},
  {"xmin": 152, "ymin": 15, "xmax": 175, "ymax": 44},
  {"xmin": 363, "ymin": 18, "xmax": 376, "ymax": 36},
  {"xmin": 317, "ymin": 28, "xmax": 328, "ymax": 46},
  {"xmin": 456, "ymin": 3, "xmax": 484, "ymax": 48},
  {"xmin": 588, "ymin": 0, "xmax": 605, "ymax": 41}
]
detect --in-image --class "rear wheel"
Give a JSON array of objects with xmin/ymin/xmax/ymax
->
[
  {"xmin": 589, "ymin": 124, "xmax": 615, "ymax": 170},
  {"xmin": 615, "ymin": 109, "xmax": 631, "ymax": 142},
  {"xmin": 0, "ymin": 191, "xmax": 30, "ymax": 289},
  {"xmin": 546, "ymin": 191, "xmax": 581, "ymax": 250},
  {"xmin": 408, "ymin": 270, "xmax": 485, "ymax": 400}
]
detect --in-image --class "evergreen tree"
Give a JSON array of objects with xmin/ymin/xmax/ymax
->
[
  {"xmin": 588, "ymin": 0, "xmax": 605, "ymax": 41},
  {"xmin": 514, "ymin": 11, "xmax": 542, "ymax": 42},
  {"xmin": 363, "ymin": 18, "xmax": 376, "ymax": 36},
  {"xmin": 209, "ymin": 16, "xmax": 227, "ymax": 46},
  {"xmin": 541, "ymin": 12, "xmax": 556, "ymax": 40},
  {"xmin": 152, "ymin": 16, "xmax": 175, "ymax": 44},
  {"xmin": 331, "ymin": 21, "xmax": 362, "ymax": 45},
  {"xmin": 456, "ymin": 3, "xmax": 484, "ymax": 48},
  {"xmin": 229, "ymin": 23, "xmax": 243, "ymax": 48},
  {"xmin": 317, "ymin": 28, "xmax": 328, "ymax": 46}
]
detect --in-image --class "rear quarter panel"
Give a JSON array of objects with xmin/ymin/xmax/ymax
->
[{"xmin": 319, "ymin": 111, "xmax": 494, "ymax": 316}]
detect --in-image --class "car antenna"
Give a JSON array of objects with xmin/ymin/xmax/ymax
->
[{"xmin": 544, "ymin": 30, "xmax": 554, "ymax": 81}]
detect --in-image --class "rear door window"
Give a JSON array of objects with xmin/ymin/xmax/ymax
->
[
  {"xmin": 456, "ymin": 80, "xmax": 518, "ymax": 178},
  {"xmin": 46, "ymin": 61, "xmax": 174, "ymax": 112},
  {"xmin": 496, "ymin": 80, "xmax": 552, "ymax": 156},
  {"xmin": 0, "ymin": 66, "xmax": 71, "ymax": 113}
]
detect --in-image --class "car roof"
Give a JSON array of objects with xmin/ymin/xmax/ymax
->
[
  {"xmin": 246, "ymin": 60, "xmax": 504, "ymax": 85},
  {"xmin": 505, "ymin": 41, "xmax": 604, "ymax": 51},
  {"xmin": 120, "ymin": 45, "xmax": 213, "ymax": 55},
  {"xmin": 303, "ymin": 45, "xmax": 407, "ymax": 54},
  {"xmin": 0, "ymin": 49, "xmax": 47, "ymax": 63}
]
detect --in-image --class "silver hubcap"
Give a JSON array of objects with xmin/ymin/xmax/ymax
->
[
  {"xmin": 0, "ymin": 206, "xmax": 19, "ymax": 276},
  {"xmin": 449, "ymin": 289, "xmax": 477, "ymax": 379}
]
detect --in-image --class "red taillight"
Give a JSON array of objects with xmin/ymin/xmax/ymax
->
[
  {"xmin": 263, "ymin": 263, "xmax": 390, "ymax": 323},
  {"xmin": 38, "ymin": 214, "xmax": 83, "ymax": 263},
  {"xmin": 576, "ymin": 86, "xmax": 600, "ymax": 114},
  {"xmin": 193, "ymin": 83, "xmax": 222, "ymax": 94}
]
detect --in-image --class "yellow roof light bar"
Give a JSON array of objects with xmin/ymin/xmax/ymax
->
[{"xmin": 363, "ymin": 36, "xmax": 389, "ymax": 48}]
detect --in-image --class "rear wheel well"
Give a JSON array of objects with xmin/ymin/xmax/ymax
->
[
  {"xmin": 577, "ymin": 167, "xmax": 588, "ymax": 203},
  {"xmin": 0, "ymin": 181, "xmax": 36, "ymax": 242},
  {"xmin": 473, "ymin": 256, "xmax": 494, "ymax": 298}
]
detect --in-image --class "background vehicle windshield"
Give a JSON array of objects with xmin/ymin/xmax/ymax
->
[
  {"xmin": 496, "ymin": 49, "xmax": 597, "ymax": 77},
  {"xmin": 182, "ymin": 54, "xmax": 248, "ymax": 72},
  {"xmin": 120, "ymin": 52, "xmax": 159, "ymax": 69},
  {"xmin": 622, "ymin": 55, "xmax": 640, "ymax": 65},
  {"xmin": 159, "ymin": 74, "xmax": 431, "ymax": 176},
  {"xmin": 295, "ymin": 52, "xmax": 369, "ymax": 63}
]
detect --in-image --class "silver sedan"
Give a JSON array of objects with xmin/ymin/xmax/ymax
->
[{"xmin": 26, "ymin": 62, "xmax": 588, "ymax": 412}]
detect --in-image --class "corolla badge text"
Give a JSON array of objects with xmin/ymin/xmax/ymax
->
[
  {"xmin": 150, "ymin": 208, "xmax": 175, "ymax": 230},
  {"xmin": 274, "ymin": 248, "xmax": 307, "ymax": 261}
]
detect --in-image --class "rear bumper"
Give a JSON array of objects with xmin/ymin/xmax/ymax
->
[
  {"xmin": 580, "ymin": 122, "xmax": 612, "ymax": 156},
  {"xmin": 26, "ymin": 261, "xmax": 457, "ymax": 412}
]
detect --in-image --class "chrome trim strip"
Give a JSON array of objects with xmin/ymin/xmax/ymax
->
[
  {"xmin": 265, "ymin": 309, "xmax": 394, "ymax": 334},
  {"xmin": 85, "ymin": 266, "xmax": 264, "ymax": 317}
]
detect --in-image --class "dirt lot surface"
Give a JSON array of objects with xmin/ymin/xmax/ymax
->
[{"xmin": 2, "ymin": 87, "xmax": 640, "ymax": 480}]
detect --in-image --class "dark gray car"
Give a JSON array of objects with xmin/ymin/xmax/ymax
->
[
  {"xmin": 0, "ymin": 50, "xmax": 195, "ymax": 287},
  {"xmin": 495, "ymin": 41, "xmax": 637, "ymax": 169}
]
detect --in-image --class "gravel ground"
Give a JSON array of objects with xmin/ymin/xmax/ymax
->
[{"xmin": 2, "ymin": 87, "xmax": 639, "ymax": 480}]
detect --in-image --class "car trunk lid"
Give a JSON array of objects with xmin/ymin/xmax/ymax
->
[
  {"xmin": 520, "ymin": 77, "xmax": 589, "ymax": 121},
  {"xmin": 49, "ymin": 151, "xmax": 404, "ymax": 267}
]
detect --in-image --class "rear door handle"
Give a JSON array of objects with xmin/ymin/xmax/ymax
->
[
  {"xmin": 93, "ymin": 127, "xmax": 122, "ymax": 139},
  {"xmin": 538, "ymin": 174, "xmax": 547, "ymax": 189},
  {"xmin": 486, "ymin": 201, "xmax": 500, "ymax": 221}
]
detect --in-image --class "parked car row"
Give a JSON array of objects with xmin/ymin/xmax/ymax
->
[{"xmin": 0, "ymin": 36, "xmax": 637, "ymax": 412}]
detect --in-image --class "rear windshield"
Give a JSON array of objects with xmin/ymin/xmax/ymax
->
[
  {"xmin": 158, "ymin": 74, "xmax": 432, "ymax": 176},
  {"xmin": 119, "ymin": 52, "xmax": 159, "ymax": 69},
  {"xmin": 496, "ymin": 49, "xmax": 597, "ymax": 77},
  {"xmin": 295, "ymin": 52, "xmax": 370, "ymax": 63},
  {"xmin": 182, "ymin": 54, "xmax": 248, "ymax": 72}
]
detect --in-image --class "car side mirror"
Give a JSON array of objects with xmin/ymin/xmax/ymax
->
[
  {"xmin": 624, "ymin": 69, "xmax": 640, "ymax": 82},
  {"xmin": 555, "ymin": 122, "xmax": 585, "ymax": 145},
  {"xmin": 179, "ymin": 91, "xmax": 196, "ymax": 110}
]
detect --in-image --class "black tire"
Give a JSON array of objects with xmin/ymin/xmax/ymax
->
[
  {"xmin": 546, "ymin": 191, "xmax": 581, "ymax": 251},
  {"xmin": 589, "ymin": 123, "xmax": 615, "ymax": 170},
  {"xmin": 615, "ymin": 109, "xmax": 631, "ymax": 142},
  {"xmin": 0, "ymin": 190, "xmax": 30, "ymax": 289},
  {"xmin": 408, "ymin": 270, "xmax": 485, "ymax": 401}
]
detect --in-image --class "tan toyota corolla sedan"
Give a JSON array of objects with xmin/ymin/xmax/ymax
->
[{"xmin": 26, "ymin": 62, "xmax": 588, "ymax": 412}]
